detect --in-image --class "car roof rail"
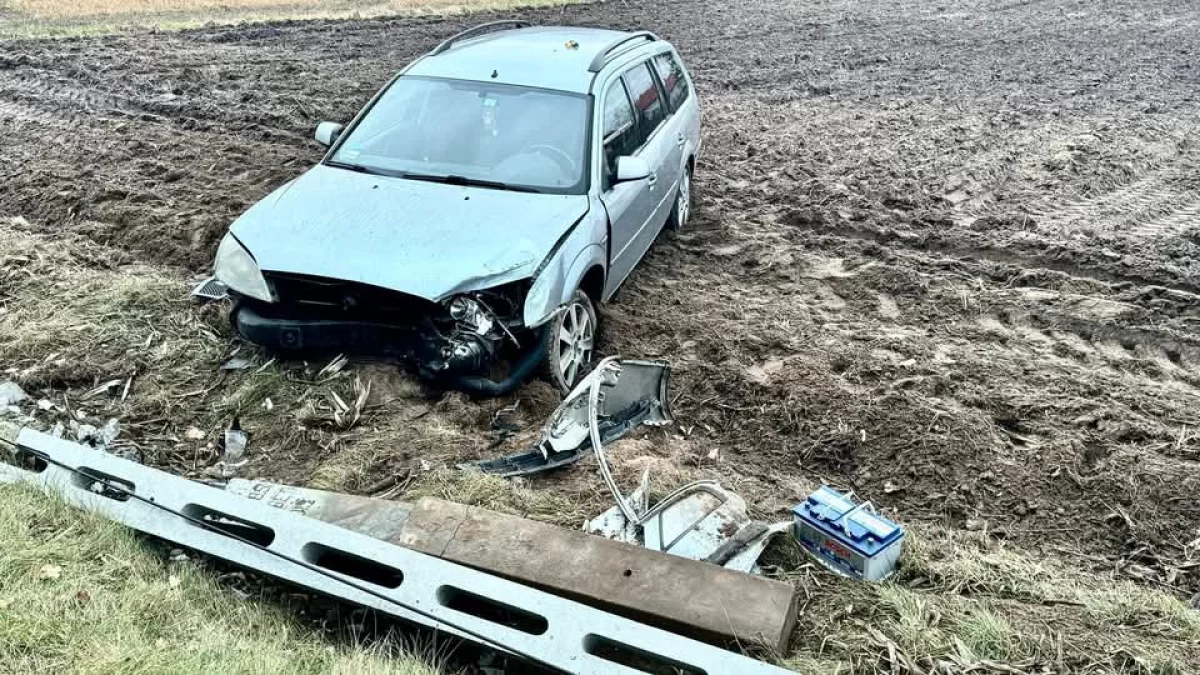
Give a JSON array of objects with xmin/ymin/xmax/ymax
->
[
  {"xmin": 430, "ymin": 20, "xmax": 534, "ymax": 56},
  {"xmin": 587, "ymin": 31, "xmax": 659, "ymax": 73}
]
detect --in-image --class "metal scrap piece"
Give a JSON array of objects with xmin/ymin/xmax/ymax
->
[
  {"xmin": 586, "ymin": 475, "xmax": 791, "ymax": 575},
  {"xmin": 464, "ymin": 357, "xmax": 672, "ymax": 477}
]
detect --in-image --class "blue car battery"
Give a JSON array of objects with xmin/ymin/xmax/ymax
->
[{"xmin": 792, "ymin": 487, "xmax": 905, "ymax": 581}]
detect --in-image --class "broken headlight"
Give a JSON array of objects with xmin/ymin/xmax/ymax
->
[{"xmin": 215, "ymin": 234, "xmax": 274, "ymax": 303}]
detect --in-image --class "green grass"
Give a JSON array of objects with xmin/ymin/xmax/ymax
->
[{"xmin": 0, "ymin": 483, "xmax": 439, "ymax": 674}]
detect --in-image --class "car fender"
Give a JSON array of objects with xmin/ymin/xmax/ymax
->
[{"xmin": 523, "ymin": 211, "xmax": 607, "ymax": 328}]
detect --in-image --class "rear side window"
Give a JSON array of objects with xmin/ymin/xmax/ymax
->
[
  {"xmin": 652, "ymin": 52, "xmax": 690, "ymax": 111},
  {"xmin": 622, "ymin": 63, "xmax": 667, "ymax": 146},
  {"xmin": 601, "ymin": 79, "xmax": 638, "ymax": 190}
]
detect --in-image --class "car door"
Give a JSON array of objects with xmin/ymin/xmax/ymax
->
[
  {"xmin": 622, "ymin": 61, "xmax": 678, "ymax": 235},
  {"xmin": 598, "ymin": 75, "xmax": 656, "ymax": 295},
  {"xmin": 652, "ymin": 49, "xmax": 696, "ymax": 179},
  {"xmin": 600, "ymin": 62, "xmax": 675, "ymax": 296}
]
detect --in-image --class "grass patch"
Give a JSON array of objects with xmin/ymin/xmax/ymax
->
[
  {"xmin": 0, "ymin": 0, "xmax": 582, "ymax": 39},
  {"xmin": 0, "ymin": 482, "xmax": 438, "ymax": 674},
  {"xmin": 0, "ymin": 222, "xmax": 225, "ymax": 395},
  {"xmin": 899, "ymin": 528, "xmax": 1200, "ymax": 641},
  {"xmin": 778, "ymin": 526, "xmax": 1200, "ymax": 673},
  {"xmin": 0, "ymin": 223, "xmax": 232, "ymax": 451}
]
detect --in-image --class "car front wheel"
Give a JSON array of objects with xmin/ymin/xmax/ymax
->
[
  {"xmin": 666, "ymin": 164, "xmax": 692, "ymax": 231},
  {"xmin": 543, "ymin": 289, "xmax": 597, "ymax": 394}
]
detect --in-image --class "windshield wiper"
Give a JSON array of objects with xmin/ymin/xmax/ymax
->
[
  {"xmin": 400, "ymin": 172, "xmax": 543, "ymax": 194},
  {"xmin": 326, "ymin": 159, "xmax": 387, "ymax": 176}
]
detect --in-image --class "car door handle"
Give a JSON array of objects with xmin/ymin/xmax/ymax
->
[
  {"xmin": 647, "ymin": 172, "xmax": 658, "ymax": 188},
  {"xmin": 677, "ymin": 134, "xmax": 686, "ymax": 148}
]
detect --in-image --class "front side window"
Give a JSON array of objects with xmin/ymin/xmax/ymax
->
[
  {"xmin": 329, "ymin": 76, "xmax": 589, "ymax": 194},
  {"xmin": 622, "ymin": 63, "xmax": 667, "ymax": 146},
  {"xmin": 600, "ymin": 79, "xmax": 638, "ymax": 191},
  {"xmin": 652, "ymin": 52, "xmax": 690, "ymax": 111}
]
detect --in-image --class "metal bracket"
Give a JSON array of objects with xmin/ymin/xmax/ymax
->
[{"xmin": 0, "ymin": 429, "xmax": 791, "ymax": 675}]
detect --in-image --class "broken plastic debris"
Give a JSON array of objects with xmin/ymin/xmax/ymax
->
[
  {"xmin": 0, "ymin": 381, "xmax": 27, "ymax": 407},
  {"xmin": 83, "ymin": 379, "xmax": 123, "ymax": 399},
  {"xmin": 464, "ymin": 357, "xmax": 672, "ymax": 477},
  {"xmin": 587, "ymin": 469, "xmax": 789, "ymax": 576},
  {"xmin": 219, "ymin": 356, "xmax": 255, "ymax": 371},
  {"xmin": 191, "ymin": 276, "xmax": 229, "ymax": 301},
  {"xmin": 37, "ymin": 564, "xmax": 62, "ymax": 581},
  {"xmin": 75, "ymin": 418, "xmax": 120, "ymax": 450},
  {"xmin": 222, "ymin": 419, "xmax": 249, "ymax": 463}
]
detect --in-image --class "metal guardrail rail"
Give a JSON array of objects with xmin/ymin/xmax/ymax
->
[{"xmin": 0, "ymin": 428, "xmax": 793, "ymax": 675}]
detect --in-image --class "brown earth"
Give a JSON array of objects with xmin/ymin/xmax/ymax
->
[{"xmin": 2, "ymin": 0, "xmax": 1200, "ymax": 642}]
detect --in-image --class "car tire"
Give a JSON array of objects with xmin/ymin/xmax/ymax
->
[
  {"xmin": 666, "ymin": 164, "xmax": 693, "ymax": 231},
  {"xmin": 542, "ymin": 289, "xmax": 598, "ymax": 394}
]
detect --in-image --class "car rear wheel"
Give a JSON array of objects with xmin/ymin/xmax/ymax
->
[
  {"xmin": 666, "ymin": 164, "xmax": 692, "ymax": 231},
  {"xmin": 543, "ymin": 289, "xmax": 598, "ymax": 394}
]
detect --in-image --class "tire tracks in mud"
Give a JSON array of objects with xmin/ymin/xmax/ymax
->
[
  {"xmin": 1029, "ymin": 169, "xmax": 1200, "ymax": 241},
  {"xmin": 779, "ymin": 210, "xmax": 1200, "ymax": 297}
]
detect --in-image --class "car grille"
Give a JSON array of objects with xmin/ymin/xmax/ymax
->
[{"xmin": 264, "ymin": 272, "xmax": 440, "ymax": 321}]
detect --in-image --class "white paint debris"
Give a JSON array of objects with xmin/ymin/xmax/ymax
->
[{"xmin": 0, "ymin": 381, "xmax": 27, "ymax": 407}]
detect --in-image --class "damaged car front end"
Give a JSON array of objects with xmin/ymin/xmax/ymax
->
[
  {"xmin": 210, "ymin": 70, "xmax": 608, "ymax": 396},
  {"xmin": 216, "ymin": 214, "xmax": 592, "ymax": 397},
  {"xmin": 227, "ymin": 262, "xmax": 550, "ymax": 395}
]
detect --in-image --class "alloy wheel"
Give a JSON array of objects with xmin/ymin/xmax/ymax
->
[{"xmin": 555, "ymin": 299, "xmax": 595, "ymax": 388}]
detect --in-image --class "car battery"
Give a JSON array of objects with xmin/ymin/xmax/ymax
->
[{"xmin": 791, "ymin": 487, "xmax": 904, "ymax": 581}]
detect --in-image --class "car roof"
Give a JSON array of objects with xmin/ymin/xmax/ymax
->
[{"xmin": 406, "ymin": 26, "xmax": 658, "ymax": 94}]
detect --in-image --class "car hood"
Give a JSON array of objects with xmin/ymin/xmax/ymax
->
[{"xmin": 231, "ymin": 164, "xmax": 589, "ymax": 301}]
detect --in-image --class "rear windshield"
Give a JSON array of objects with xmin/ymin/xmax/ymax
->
[{"xmin": 329, "ymin": 76, "xmax": 590, "ymax": 195}]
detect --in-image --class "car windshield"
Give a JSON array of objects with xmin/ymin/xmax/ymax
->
[{"xmin": 328, "ymin": 76, "xmax": 590, "ymax": 194}]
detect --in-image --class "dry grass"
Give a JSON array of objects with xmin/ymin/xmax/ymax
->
[
  {"xmin": 0, "ymin": 220, "xmax": 231, "ymax": 451},
  {"xmin": 11, "ymin": 0, "xmax": 526, "ymax": 18},
  {"xmin": 0, "ymin": 0, "xmax": 581, "ymax": 38},
  {"xmin": 0, "ymin": 483, "xmax": 439, "ymax": 674},
  {"xmin": 0, "ymin": 220, "xmax": 221, "ymax": 387},
  {"xmin": 777, "ymin": 527, "xmax": 1200, "ymax": 674},
  {"xmin": 402, "ymin": 467, "xmax": 599, "ymax": 527}
]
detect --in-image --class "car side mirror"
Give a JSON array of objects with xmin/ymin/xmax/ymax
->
[
  {"xmin": 314, "ymin": 121, "xmax": 345, "ymax": 147},
  {"xmin": 615, "ymin": 156, "xmax": 651, "ymax": 183}
]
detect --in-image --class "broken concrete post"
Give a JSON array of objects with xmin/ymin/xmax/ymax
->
[
  {"xmin": 228, "ymin": 480, "xmax": 798, "ymax": 651},
  {"xmin": 398, "ymin": 498, "xmax": 798, "ymax": 652}
]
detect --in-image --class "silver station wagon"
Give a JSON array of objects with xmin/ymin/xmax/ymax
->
[{"xmin": 210, "ymin": 22, "xmax": 701, "ymax": 395}]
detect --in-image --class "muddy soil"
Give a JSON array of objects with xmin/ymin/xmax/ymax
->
[{"xmin": 2, "ymin": 0, "xmax": 1199, "ymax": 597}]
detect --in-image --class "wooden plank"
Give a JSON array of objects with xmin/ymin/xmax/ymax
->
[{"xmin": 397, "ymin": 497, "xmax": 798, "ymax": 651}]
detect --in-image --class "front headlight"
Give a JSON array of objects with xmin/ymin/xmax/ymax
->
[{"xmin": 214, "ymin": 234, "xmax": 274, "ymax": 302}]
